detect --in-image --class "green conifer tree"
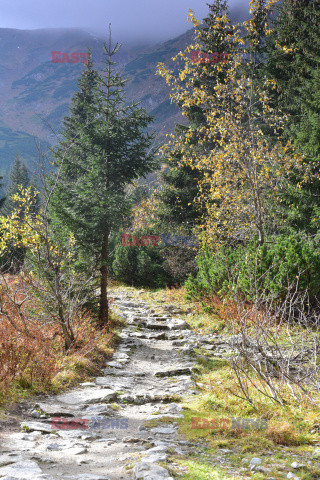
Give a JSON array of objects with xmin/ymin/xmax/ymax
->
[
  {"xmin": 0, "ymin": 176, "xmax": 5, "ymax": 210},
  {"xmin": 50, "ymin": 32, "xmax": 157, "ymax": 328},
  {"xmin": 2, "ymin": 155, "xmax": 30, "ymax": 216},
  {"xmin": 264, "ymin": 0, "xmax": 320, "ymax": 232}
]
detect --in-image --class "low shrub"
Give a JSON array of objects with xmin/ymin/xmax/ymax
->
[
  {"xmin": 186, "ymin": 232, "xmax": 320, "ymax": 304},
  {"xmin": 111, "ymin": 232, "xmax": 172, "ymax": 288}
]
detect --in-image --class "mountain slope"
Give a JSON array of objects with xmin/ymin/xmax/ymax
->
[{"xmin": 0, "ymin": 27, "xmax": 192, "ymax": 175}]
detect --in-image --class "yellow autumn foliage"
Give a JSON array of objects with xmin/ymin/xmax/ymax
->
[{"xmin": 157, "ymin": 1, "xmax": 309, "ymax": 248}]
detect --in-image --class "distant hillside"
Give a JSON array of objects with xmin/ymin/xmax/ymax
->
[
  {"xmin": 122, "ymin": 30, "xmax": 196, "ymax": 140},
  {"xmin": 0, "ymin": 121, "xmax": 49, "ymax": 176},
  {"xmin": 0, "ymin": 2, "xmax": 248, "ymax": 177},
  {"xmin": 0, "ymin": 28, "xmax": 193, "ymax": 177}
]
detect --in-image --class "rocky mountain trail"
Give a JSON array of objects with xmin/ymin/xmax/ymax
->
[
  {"xmin": 0, "ymin": 289, "xmax": 215, "ymax": 480},
  {"xmin": 1, "ymin": 289, "xmax": 316, "ymax": 480}
]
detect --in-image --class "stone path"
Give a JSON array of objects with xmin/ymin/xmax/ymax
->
[{"xmin": 0, "ymin": 289, "xmax": 218, "ymax": 480}]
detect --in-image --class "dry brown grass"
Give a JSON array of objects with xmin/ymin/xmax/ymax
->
[{"xmin": 0, "ymin": 274, "xmax": 117, "ymax": 404}]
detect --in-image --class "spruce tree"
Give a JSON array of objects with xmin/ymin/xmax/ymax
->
[
  {"xmin": 50, "ymin": 32, "xmax": 156, "ymax": 328},
  {"xmin": 2, "ymin": 155, "xmax": 30, "ymax": 216},
  {"xmin": 0, "ymin": 176, "xmax": 5, "ymax": 210},
  {"xmin": 264, "ymin": 0, "xmax": 320, "ymax": 232},
  {"xmin": 156, "ymin": 126, "xmax": 203, "ymax": 234}
]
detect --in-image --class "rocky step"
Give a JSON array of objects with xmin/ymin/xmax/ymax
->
[
  {"xmin": 0, "ymin": 459, "xmax": 56, "ymax": 480},
  {"xmin": 118, "ymin": 393, "xmax": 182, "ymax": 405},
  {"xmin": 143, "ymin": 319, "xmax": 188, "ymax": 331},
  {"xmin": 30, "ymin": 403, "xmax": 76, "ymax": 418},
  {"xmin": 154, "ymin": 366, "xmax": 193, "ymax": 377},
  {"xmin": 133, "ymin": 462, "xmax": 174, "ymax": 480},
  {"xmin": 56, "ymin": 388, "xmax": 118, "ymax": 406}
]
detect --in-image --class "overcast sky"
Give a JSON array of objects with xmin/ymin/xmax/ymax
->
[{"xmin": 0, "ymin": 0, "xmax": 249, "ymax": 43}]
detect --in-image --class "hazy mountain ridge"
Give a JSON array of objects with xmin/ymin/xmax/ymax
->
[
  {"xmin": 0, "ymin": 1, "xmax": 248, "ymax": 175},
  {"xmin": 0, "ymin": 27, "xmax": 192, "ymax": 175}
]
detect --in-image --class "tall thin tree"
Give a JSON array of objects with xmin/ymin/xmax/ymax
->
[{"xmin": 50, "ymin": 28, "xmax": 157, "ymax": 328}]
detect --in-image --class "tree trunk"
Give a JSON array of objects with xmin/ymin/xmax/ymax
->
[
  {"xmin": 54, "ymin": 265, "xmax": 75, "ymax": 352},
  {"xmin": 99, "ymin": 231, "xmax": 109, "ymax": 329},
  {"xmin": 60, "ymin": 307, "xmax": 74, "ymax": 352}
]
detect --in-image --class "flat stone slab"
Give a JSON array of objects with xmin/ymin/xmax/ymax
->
[
  {"xmin": 144, "ymin": 446, "xmax": 168, "ymax": 454},
  {"xmin": 0, "ymin": 477, "xmax": 56, "ymax": 480},
  {"xmin": 65, "ymin": 476, "xmax": 111, "ymax": 480},
  {"xmin": 46, "ymin": 443, "xmax": 64, "ymax": 451},
  {"xmin": 82, "ymin": 404, "xmax": 113, "ymax": 416},
  {"xmin": 133, "ymin": 462, "xmax": 174, "ymax": 479},
  {"xmin": 161, "ymin": 403, "xmax": 183, "ymax": 414},
  {"xmin": 55, "ymin": 431, "xmax": 86, "ymax": 440},
  {"xmin": 103, "ymin": 369, "xmax": 146, "ymax": 377},
  {"xmin": 35, "ymin": 403, "xmax": 75, "ymax": 417},
  {"xmin": 4, "ymin": 436, "xmax": 37, "ymax": 452},
  {"xmin": 113, "ymin": 353, "xmax": 130, "ymax": 360},
  {"xmin": 56, "ymin": 388, "xmax": 117, "ymax": 405},
  {"xmin": 118, "ymin": 393, "xmax": 182, "ymax": 405},
  {"xmin": 95, "ymin": 377, "xmax": 133, "ymax": 389},
  {"xmin": 147, "ymin": 332, "xmax": 168, "ymax": 340},
  {"xmin": 65, "ymin": 447, "xmax": 88, "ymax": 455},
  {"xmin": 144, "ymin": 321, "xmax": 170, "ymax": 331},
  {"xmin": 142, "ymin": 453, "xmax": 168, "ymax": 463},
  {"xmin": 154, "ymin": 367, "xmax": 193, "ymax": 377},
  {"xmin": 105, "ymin": 361, "xmax": 123, "ymax": 368},
  {"xmin": 129, "ymin": 332, "xmax": 168, "ymax": 340},
  {"xmin": 0, "ymin": 460, "xmax": 43, "ymax": 478},
  {"xmin": 172, "ymin": 339, "xmax": 188, "ymax": 346},
  {"xmin": 150, "ymin": 426, "xmax": 177, "ymax": 435},
  {"xmin": 20, "ymin": 421, "xmax": 53, "ymax": 434},
  {"xmin": 167, "ymin": 319, "xmax": 189, "ymax": 330},
  {"xmin": 0, "ymin": 455, "xmax": 23, "ymax": 468}
]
